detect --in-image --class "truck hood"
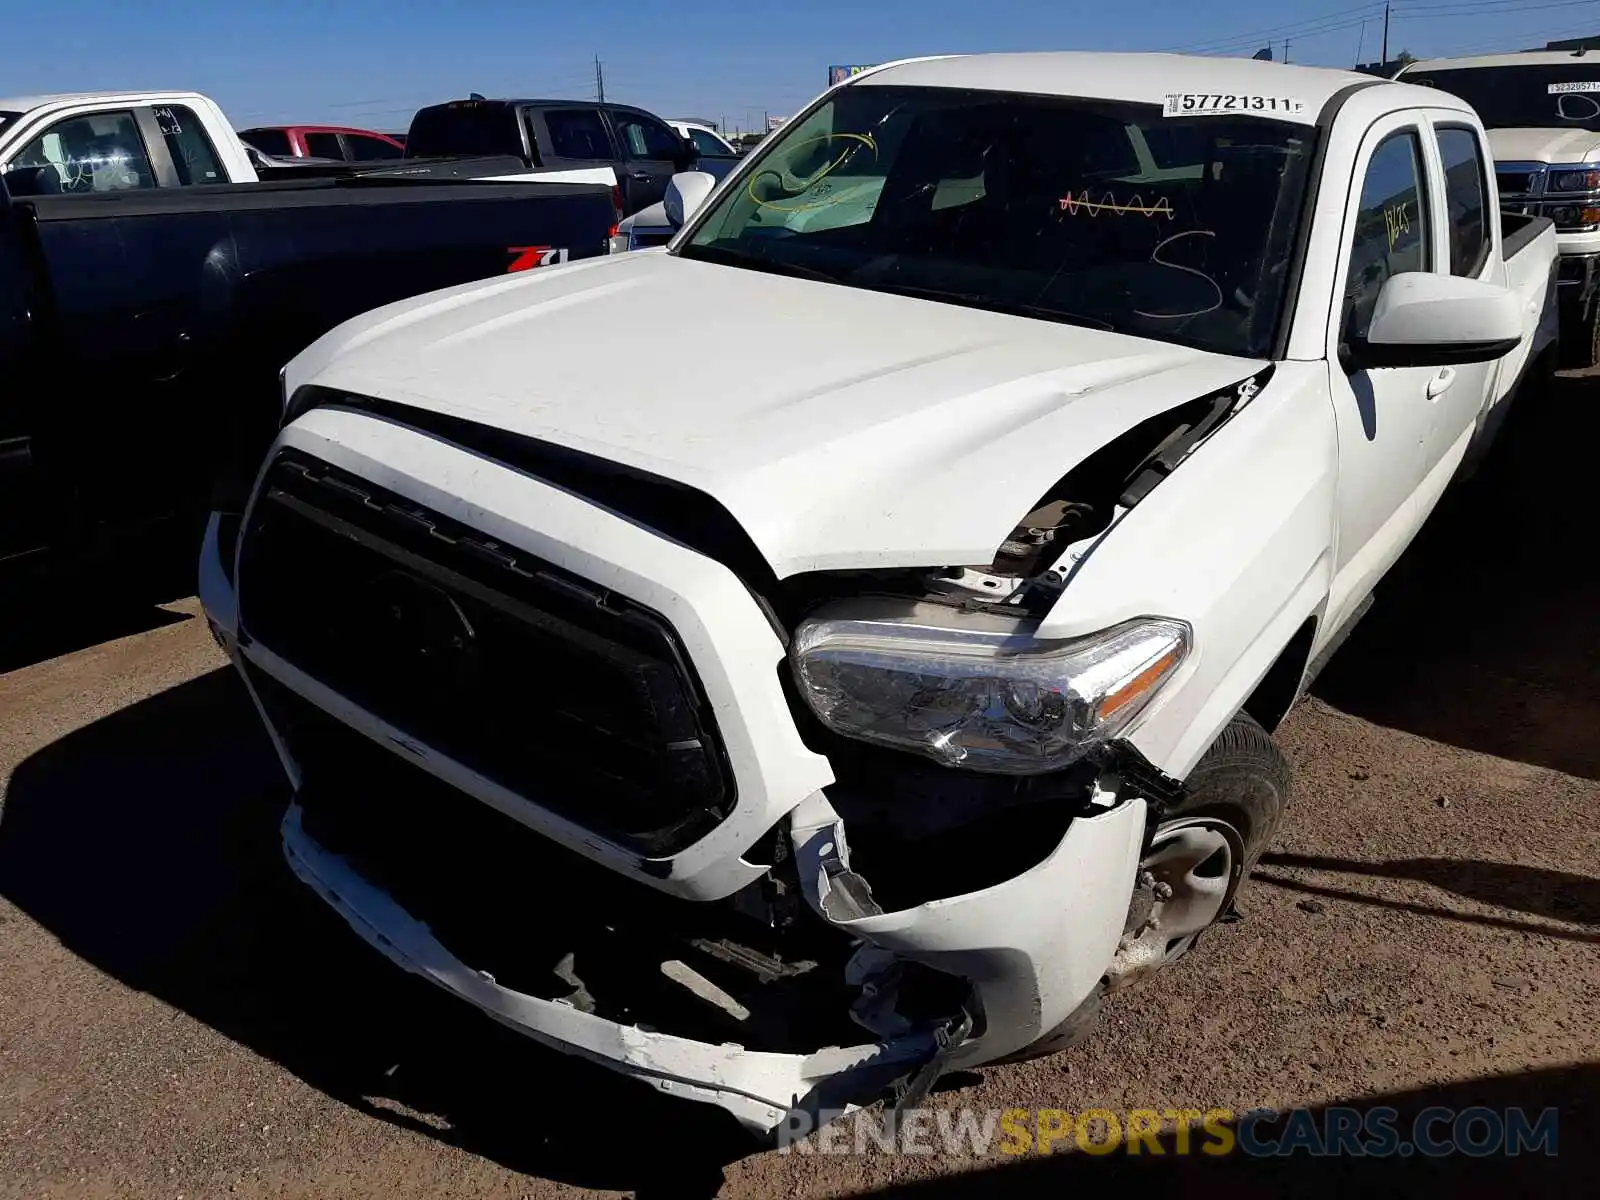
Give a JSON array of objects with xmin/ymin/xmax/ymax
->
[
  {"xmin": 1488, "ymin": 126, "xmax": 1600, "ymax": 164},
  {"xmin": 290, "ymin": 252, "xmax": 1264, "ymax": 578}
]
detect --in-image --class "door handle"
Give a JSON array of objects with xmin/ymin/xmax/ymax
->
[
  {"xmin": 629, "ymin": 170, "xmax": 652, "ymax": 182},
  {"xmin": 1426, "ymin": 366, "xmax": 1457, "ymax": 400}
]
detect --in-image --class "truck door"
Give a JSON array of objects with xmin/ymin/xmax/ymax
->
[
  {"xmin": 1324, "ymin": 115, "xmax": 1443, "ymax": 629},
  {"xmin": 0, "ymin": 186, "xmax": 50, "ymax": 563},
  {"xmin": 1419, "ymin": 118, "xmax": 1502, "ymax": 466},
  {"xmin": 1, "ymin": 106, "xmax": 220, "ymax": 545},
  {"xmin": 608, "ymin": 108, "xmax": 687, "ymax": 213},
  {"xmin": 534, "ymin": 106, "xmax": 619, "ymax": 182}
]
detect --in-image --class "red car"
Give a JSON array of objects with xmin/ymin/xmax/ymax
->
[{"xmin": 239, "ymin": 125, "xmax": 405, "ymax": 162}]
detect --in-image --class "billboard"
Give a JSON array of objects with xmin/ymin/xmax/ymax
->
[{"xmin": 829, "ymin": 64, "xmax": 877, "ymax": 86}]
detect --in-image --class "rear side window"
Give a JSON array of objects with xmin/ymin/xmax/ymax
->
[
  {"xmin": 405, "ymin": 103, "xmax": 524, "ymax": 159},
  {"xmin": 346, "ymin": 135, "xmax": 402, "ymax": 161},
  {"xmin": 687, "ymin": 127, "xmax": 731, "ymax": 157},
  {"xmin": 153, "ymin": 105, "xmax": 224, "ymax": 184},
  {"xmin": 241, "ymin": 128, "xmax": 292, "ymax": 156},
  {"xmin": 1342, "ymin": 130, "xmax": 1431, "ymax": 342},
  {"xmin": 304, "ymin": 132, "xmax": 344, "ymax": 160},
  {"xmin": 2, "ymin": 110, "xmax": 157, "ymax": 195},
  {"xmin": 1436, "ymin": 125, "xmax": 1490, "ymax": 276},
  {"xmin": 614, "ymin": 112, "xmax": 683, "ymax": 160},
  {"xmin": 543, "ymin": 109, "xmax": 612, "ymax": 160}
]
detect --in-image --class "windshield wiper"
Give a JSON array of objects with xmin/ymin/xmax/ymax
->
[
  {"xmin": 677, "ymin": 243, "xmax": 843, "ymax": 285},
  {"xmin": 864, "ymin": 282, "xmax": 1118, "ymax": 332}
]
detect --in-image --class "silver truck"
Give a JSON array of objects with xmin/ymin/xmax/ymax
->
[{"xmin": 1401, "ymin": 50, "xmax": 1600, "ymax": 366}]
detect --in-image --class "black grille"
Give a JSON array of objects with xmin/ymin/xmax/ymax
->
[
  {"xmin": 237, "ymin": 451, "xmax": 735, "ymax": 857},
  {"xmin": 1496, "ymin": 170, "xmax": 1538, "ymax": 199}
]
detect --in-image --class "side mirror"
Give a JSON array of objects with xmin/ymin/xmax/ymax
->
[
  {"xmin": 1343, "ymin": 271, "xmax": 1522, "ymax": 371},
  {"xmin": 664, "ymin": 171, "xmax": 717, "ymax": 227}
]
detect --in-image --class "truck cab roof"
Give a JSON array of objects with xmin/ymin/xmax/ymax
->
[
  {"xmin": 1404, "ymin": 50, "xmax": 1600, "ymax": 71},
  {"xmin": 856, "ymin": 52, "xmax": 1434, "ymax": 116},
  {"xmin": 0, "ymin": 90, "xmax": 209, "ymax": 115}
]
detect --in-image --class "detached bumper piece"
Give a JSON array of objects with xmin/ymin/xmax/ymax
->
[{"xmin": 283, "ymin": 804, "xmax": 943, "ymax": 1133}]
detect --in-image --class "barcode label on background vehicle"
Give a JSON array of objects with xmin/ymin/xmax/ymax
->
[
  {"xmin": 1548, "ymin": 81, "xmax": 1600, "ymax": 94},
  {"xmin": 1163, "ymin": 93, "xmax": 1309, "ymax": 119}
]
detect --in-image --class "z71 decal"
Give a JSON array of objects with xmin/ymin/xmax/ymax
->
[
  {"xmin": 506, "ymin": 246, "xmax": 570, "ymax": 272},
  {"xmin": 1163, "ymin": 93, "xmax": 1308, "ymax": 121}
]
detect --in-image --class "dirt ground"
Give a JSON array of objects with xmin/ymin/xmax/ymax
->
[{"xmin": 1, "ymin": 379, "xmax": 1596, "ymax": 1199}]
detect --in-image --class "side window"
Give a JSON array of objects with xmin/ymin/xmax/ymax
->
[
  {"xmin": 304, "ymin": 132, "xmax": 345, "ymax": 160},
  {"xmin": 1342, "ymin": 130, "xmax": 1431, "ymax": 343},
  {"xmin": 543, "ymin": 109, "xmax": 612, "ymax": 160},
  {"xmin": 153, "ymin": 105, "xmax": 224, "ymax": 185},
  {"xmin": 346, "ymin": 135, "xmax": 402, "ymax": 161},
  {"xmin": 1436, "ymin": 126, "xmax": 1490, "ymax": 277},
  {"xmin": 688, "ymin": 127, "xmax": 731, "ymax": 157},
  {"xmin": 615, "ymin": 112, "xmax": 683, "ymax": 161},
  {"xmin": 1, "ymin": 111, "xmax": 157, "ymax": 196},
  {"xmin": 241, "ymin": 128, "xmax": 292, "ymax": 156}
]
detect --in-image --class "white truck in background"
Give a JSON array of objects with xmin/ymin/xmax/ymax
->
[
  {"xmin": 1400, "ymin": 50, "xmax": 1600, "ymax": 366},
  {"xmin": 201, "ymin": 54, "xmax": 1556, "ymax": 1140},
  {"xmin": 0, "ymin": 91, "xmax": 616, "ymax": 196}
]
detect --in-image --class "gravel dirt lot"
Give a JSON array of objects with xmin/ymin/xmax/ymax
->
[{"xmin": 1, "ymin": 379, "xmax": 1596, "ymax": 1199}]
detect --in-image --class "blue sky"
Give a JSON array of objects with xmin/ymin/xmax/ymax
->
[{"xmin": 1, "ymin": 0, "xmax": 1593, "ymax": 136}]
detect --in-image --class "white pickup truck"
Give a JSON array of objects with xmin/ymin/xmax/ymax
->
[
  {"xmin": 0, "ymin": 91, "xmax": 616, "ymax": 194},
  {"xmin": 1399, "ymin": 51, "xmax": 1600, "ymax": 366},
  {"xmin": 201, "ymin": 54, "xmax": 1556, "ymax": 1139}
]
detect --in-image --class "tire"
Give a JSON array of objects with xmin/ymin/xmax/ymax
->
[
  {"xmin": 1558, "ymin": 303, "xmax": 1600, "ymax": 371},
  {"xmin": 1003, "ymin": 715, "xmax": 1292, "ymax": 1062},
  {"xmin": 1167, "ymin": 711, "xmax": 1293, "ymax": 874}
]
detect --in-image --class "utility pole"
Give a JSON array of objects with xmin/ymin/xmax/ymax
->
[
  {"xmin": 1382, "ymin": 2, "xmax": 1391, "ymax": 65},
  {"xmin": 594, "ymin": 55, "xmax": 606, "ymax": 103},
  {"xmin": 1284, "ymin": 38, "xmax": 1291, "ymax": 64}
]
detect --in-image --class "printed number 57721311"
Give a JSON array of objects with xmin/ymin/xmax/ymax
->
[{"xmin": 1163, "ymin": 93, "xmax": 1308, "ymax": 118}]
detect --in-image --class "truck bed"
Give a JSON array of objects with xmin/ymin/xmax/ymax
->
[
  {"xmin": 1498, "ymin": 211, "xmax": 1560, "ymax": 393},
  {"xmin": 0, "ymin": 174, "xmax": 615, "ymax": 569}
]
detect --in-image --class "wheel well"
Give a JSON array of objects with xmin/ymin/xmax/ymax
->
[{"xmin": 1242, "ymin": 617, "xmax": 1317, "ymax": 734}]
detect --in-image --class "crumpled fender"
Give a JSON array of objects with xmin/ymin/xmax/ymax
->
[{"xmin": 1036, "ymin": 361, "xmax": 1339, "ymax": 780}]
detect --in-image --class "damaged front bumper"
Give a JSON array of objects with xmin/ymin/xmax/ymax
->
[
  {"xmin": 198, "ymin": 413, "xmax": 1150, "ymax": 1138},
  {"xmin": 279, "ymin": 788, "xmax": 1144, "ymax": 1135},
  {"xmin": 281, "ymin": 803, "xmax": 939, "ymax": 1133}
]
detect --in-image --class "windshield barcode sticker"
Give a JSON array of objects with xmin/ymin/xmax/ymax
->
[
  {"xmin": 1549, "ymin": 81, "xmax": 1600, "ymax": 94},
  {"xmin": 1163, "ymin": 93, "xmax": 1309, "ymax": 120}
]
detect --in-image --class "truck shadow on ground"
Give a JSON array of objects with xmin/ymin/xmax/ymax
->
[
  {"xmin": 852, "ymin": 1062, "xmax": 1597, "ymax": 1198},
  {"xmin": 0, "ymin": 667, "xmax": 751, "ymax": 1195},
  {"xmin": 0, "ymin": 531, "xmax": 202, "ymax": 673},
  {"xmin": 1257, "ymin": 851, "xmax": 1600, "ymax": 932},
  {"xmin": 1312, "ymin": 374, "xmax": 1600, "ymax": 781}
]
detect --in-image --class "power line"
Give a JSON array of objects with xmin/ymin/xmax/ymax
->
[
  {"xmin": 1424, "ymin": 15, "xmax": 1600, "ymax": 54},
  {"xmin": 1397, "ymin": 0, "xmax": 1600, "ymax": 17},
  {"xmin": 1158, "ymin": 3, "xmax": 1384, "ymax": 53},
  {"xmin": 1395, "ymin": 0, "xmax": 1596, "ymax": 11}
]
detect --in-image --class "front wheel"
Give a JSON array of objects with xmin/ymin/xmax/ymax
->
[
  {"xmin": 1106, "ymin": 712, "xmax": 1291, "ymax": 991},
  {"xmin": 1008, "ymin": 714, "xmax": 1291, "ymax": 1060}
]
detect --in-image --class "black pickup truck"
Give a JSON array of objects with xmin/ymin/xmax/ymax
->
[
  {"xmin": 0, "ymin": 171, "xmax": 615, "ymax": 573},
  {"xmin": 405, "ymin": 98, "xmax": 703, "ymax": 215}
]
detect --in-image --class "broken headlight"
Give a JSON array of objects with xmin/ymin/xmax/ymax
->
[{"xmin": 790, "ymin": 600, "xmax": 1190, "ymax": 775}]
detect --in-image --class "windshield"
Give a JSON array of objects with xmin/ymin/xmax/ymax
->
[
  {"xmin": 1407, "ymin": 65, "xmax": 1600, "ymax": 132},
  {"xmin": 680, "ymin": 85, "xmax": 1316, "ymax": 359}
]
